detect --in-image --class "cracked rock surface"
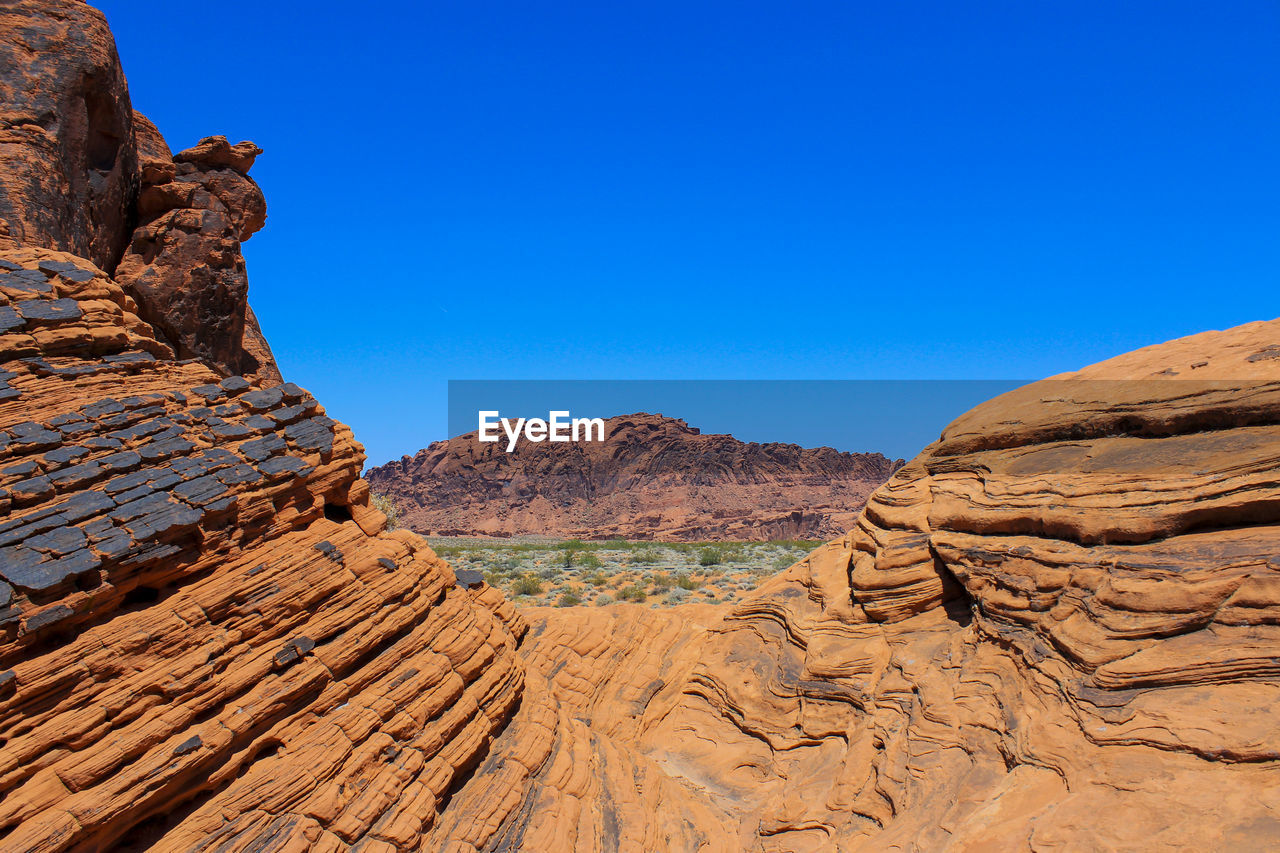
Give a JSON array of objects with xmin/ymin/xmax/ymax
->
[{"xmin": 0, "ymin": 247, "xmax": 526, "ymax": 852}]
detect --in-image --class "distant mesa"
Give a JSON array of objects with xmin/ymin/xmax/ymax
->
[{"xmin": 365, "ymin": 412, "xmax": 904, "ymax": 541}]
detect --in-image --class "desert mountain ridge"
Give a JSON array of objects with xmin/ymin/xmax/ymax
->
[
  {"xmin": 0, "ymin": 2, "xmax": 1278, "ymax": 850},
  {"xmin": 366, "ymin": 411, "xmax": 905, "ymax": 541}
]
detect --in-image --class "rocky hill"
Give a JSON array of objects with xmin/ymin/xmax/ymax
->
[
  {"xmin": 1, "ymin": 3, "xmax": 1278, "ymax": 851},
  {"xmin": 366, "ymin": 413, "xmax": 903, "ymax": 541}
]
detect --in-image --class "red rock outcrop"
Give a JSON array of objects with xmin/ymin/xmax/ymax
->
[
  {"xmin": 114, "ymin": 132, "xmax": 281, "ymax": 384},
  {"xmin": 0, "ymin": 0, "xmax": 280, "ymax": 385},
  {"xmin": 433, "ymin": 319, "xmax": 1280, "ymax": 851},
  {"xmin": 0, "ymin": 0, "xmax": 136, "ymax": 270},
  {"xmin": 0, "ymin": 4, "xmax": 523, "ymax": 848},
  {"xmin": 4, "ymin": 2, "xmax": 1280, "ymax": 850},
  {"xmin": 366, "ymin": 413, "xmax": 903, "ymax": 541},
  {"xmin": 0, "ymin": 248, "xmax": 526, "ymax": 852}
]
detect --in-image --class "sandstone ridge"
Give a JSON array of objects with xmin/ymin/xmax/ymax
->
[
  {"xmin": 431, "ymin": 323, "xmax": 1280, "ymax": 850},
  {"xmin": 0, "ymin": 0, "xmax": 280, "ymax": 384},
  {"xmin": 367, "ymin": 413, "xmax": 904, "ymax": 541}
]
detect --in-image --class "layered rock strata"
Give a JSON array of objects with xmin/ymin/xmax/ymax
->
[
  {"xmin": 434, "ymin": 320, "xmax": 1280, "ymax": 851},
  {"xmin": 0, "ymin": 247, "xmax": 526, "ymax": 851},
  {"xmin": 0, "ymin": 3, "xmax": 525, "ymax": 848},
  {"xmin": 3, "ymin": 1, "xmax": 1279, "ymax": 850},
  {"xmin": 367, "ymin": 413, "xmax": 903, "ymax": 541}
]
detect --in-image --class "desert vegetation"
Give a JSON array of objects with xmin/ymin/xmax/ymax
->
[{"xmin": 430, "ymin": 537, "xmax": 821, "ymax": 607}]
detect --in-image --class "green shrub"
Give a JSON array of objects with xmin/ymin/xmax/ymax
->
[
  {"xmin": 370, "ymin": 493, "xmax": 400, "ymax": 531},
  {"xmin": 698, "ymin": 547, "xmax": 723, "ymax": 567},
  {"xmin": 652, "ymin": 573, "xmax": 673, "ymax": 591},
  {"xmin": 578, "ymin": 552, "xmax": 603, "ymax": 569},
  {"xmin": 676, "ymin": 574, "xmax": 700, "ymax": 590},
  {"xmin": 562, "ymin": 548, "xmax": 576, "ymax": 568},
  {"xmin": 511, "ymin": 574, "xmax": 542, "ymax": 596},
  {"xmin": 719, "ymin": 544, "xmax": 745, "ymax": 563},
  {"xmin": 767, "ymin": 539, "xmax": 822, "ymax": 550},
  {"xmin": 630, "ymin": 546, "xmax": 660, "ymax": 565},
  {"xmin": 557, "ymin": 592, "xmax": 582, "ymax": 607},
  {"xmin": 585, "ymin": 572, "xmax": 609, "ymax": 587},
  {"xmin": 617, "ymin": 584, "xmax": 647, "ymax": 602},
  {"xmin": 595, "ymin": 594, "xmax": 614, "ymax": 606}
]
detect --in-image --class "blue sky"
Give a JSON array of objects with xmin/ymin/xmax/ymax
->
[{"xmin": 97, "ymin": 2, "xmax": 1279, "ymax": 465}]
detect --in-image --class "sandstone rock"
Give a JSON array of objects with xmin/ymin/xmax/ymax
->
[
  {"xmin": 0, "ymin": 0, "xmax": 279, "ymax": 386},
  {"xmin": 432, "ymin": 319, "xmax": 1280, "ymax": 851},
  {"xmin": 114, "ymin": 128, "xmax": 279, "ymax": 384},
  {"xmin": 0, "ymin": 4, "xmax": 520, "ymax": 846},
  {"xmin": 3, "ymin": 1, "xmax": 1279, "ymax": 850},
  {"xmin": 366, "ymin": 413, "xmax": 903, "ymax": 541},
  {"xmin": 174, "ymin": 135, "xmax": 263, "ymax": 175},
  {"xmin": 0, "ymin": 247, "xmax": 525, "ymax": 851},
  {"xmin": 0, "ymin": 0, "xmax": 137, "ymax": 270}
]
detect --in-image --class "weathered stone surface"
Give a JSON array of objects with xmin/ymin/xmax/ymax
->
[
  {"xmin": 174, "ymin": 135, "xmax": 263, "ymax": 175},
  {"xmin": 4, "ymin": 2, "xmax": 1279, "ymax": 850},
  {"xmin": 0, "ymin": 0, "xmax": 137, "ymax": 270},
  {"xmin": 430, "ymin": 319, "xmax": 1280, "ymax": 851},
  {"xmin": 114, "ymin": 127, "xmax": 280, "ymax": 383},
  {"xmin": 368, "ymin": 413, "xmax": 904, "ymax": 541},
  {"xmin": 0, "ymin": 0, "xmax": 279, "ymax": 385},
  {"xmin": 0, "ymin": 241, "xmax": 523, "ymax": 851}
]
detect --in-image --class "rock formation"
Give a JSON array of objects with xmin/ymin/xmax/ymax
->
[
  {"xmin": 366, "ymin": 413, "xmax": 903, "ymax": 541},
  {"xmin": 2, "ymin": 2, "xmax": 1279, "ymax": 851},
  {"xmin": 433, "ymin": 320, "xmax": 1280, "ymax": 850},
  {"xmin": 0, "ymin": 3, "xmax": 522, "ymax": 849},
  {"xmin": 0, "ymin": 0, "xmax": 280, "ymax": 385}
]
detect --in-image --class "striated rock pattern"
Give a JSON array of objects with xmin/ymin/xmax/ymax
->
[
  {"xmin": 367, "ymin": 413, "xmax": 903, "ymax": 541},
  {"xmin": 4, "ymin": 2, "xmax": 1280, "ymax": 850},
  {"xmin": 424, "ymin": 605, "xmax": 736, "ymax": 852},
  {"xmin": 0, "ymin": 4, "xmax": 524, "ymax": 848},
  {"xmin": 0, "ymin": 247, "xmax": 525, "ymax": 851},
  {"xmin": 433, "ymin": 319, "xmax": 1280, "ymax": 851}
]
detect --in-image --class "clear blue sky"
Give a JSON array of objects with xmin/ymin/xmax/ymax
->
[{"xmin": 97, "ymin": 2, "xmax": 1278, "ymax": 465}]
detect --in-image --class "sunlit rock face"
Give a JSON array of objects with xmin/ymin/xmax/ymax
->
[
  {"xmin": 433, "ymin": 321, "xmax": 1280, "ymax": 852},
  {"xmin": 0, "ymin": 1, "xmax": 281, "ymax": 384},
  {"xmin": 1, "ymin": 2, "xmax": 1278, "ymax": 851},
  {"xmin": 0, "ymin": 245, "xmax": 527, "ymax": 853},
  {"xmin": 367, "ymin": 412, "xmax": 904, "ymax": 542},
  {"xmin": 0, "ymin": 3, "xmax": 525, "ymax": 848}
]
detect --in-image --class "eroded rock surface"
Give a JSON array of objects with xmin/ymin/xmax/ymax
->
[
  {"xmin": 0, "ymin": 0, "xmax": 279, "ymax": 385},
  {"xmin": 367, "ymin": 413, "xmax": 903, "ymax": 541},
  {"xmin": 0, "ymin": 248, "xmax": 525, "ymax": 851},
  {"xmin": 434, "ymin": 320, "xmax": 1280, "ymax": 851},
  {"xmin": 0, "ymin": 0, "xmax": 135, "ymax": 270},
  {"xmin": 0, "ymin": 3, "xmax": 522, "ymax": 848},
  {"xmin": 3, "ymin": 1, "xmax": 1279, "ymax": 850},
  {"xmin": 115, "ymin": 132, "xmax": 281, "ymax": 383}
]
